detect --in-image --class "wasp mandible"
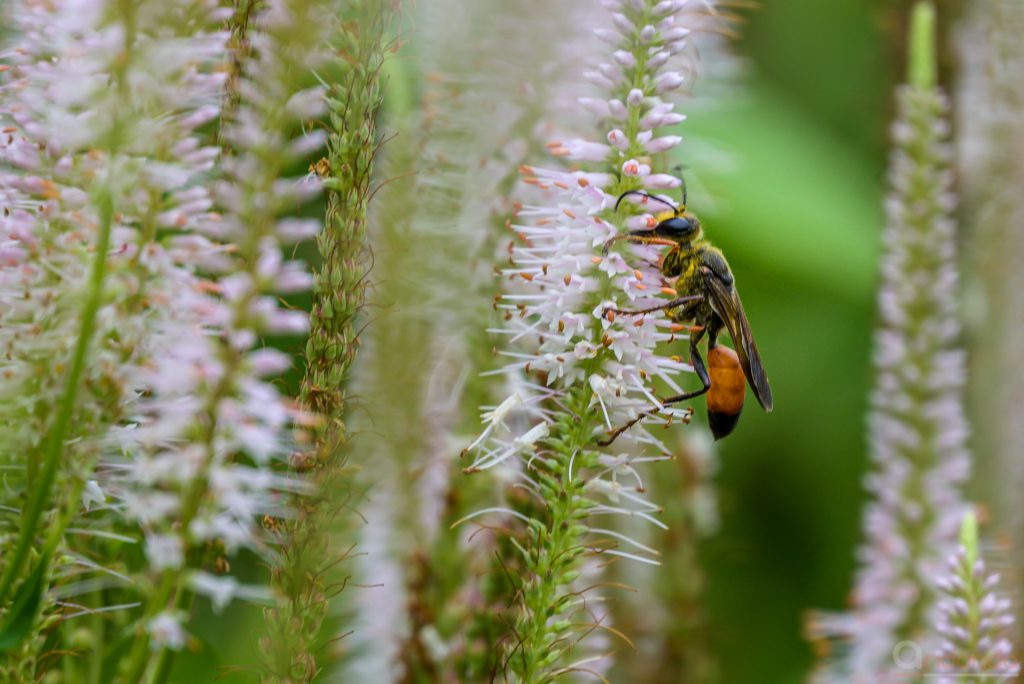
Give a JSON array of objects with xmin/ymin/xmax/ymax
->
[{"xmin": 598, "ymin": 188, "xmax": 773, "ymax": 444}]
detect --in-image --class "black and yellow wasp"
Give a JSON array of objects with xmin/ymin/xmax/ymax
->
[{"xmin": 598, "ymin": 188, "xmax": 773, "ymax": 444}]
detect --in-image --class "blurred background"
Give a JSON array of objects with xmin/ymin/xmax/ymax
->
[
  {"xmin": 682, "ymin": 0, "xmax": 891, "ymax": 680},
  {"xmin": 171, "ymin": 0, "xmax": 1006, "ymax": 681}
]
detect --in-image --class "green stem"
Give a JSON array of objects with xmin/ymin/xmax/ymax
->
[
  {"xmin": 0, "ymin": 191, "xmax": 114, "ymax": 610},
  {"xmin": 147, "ymin": 645, "xmax": 175, "ymax": 684},
  {"xmin": 511, "ymin": 385, "xmax": 597, "ymax": 683},
  {"xmin": 145, "ymin": 563, "xmax": 200, "ymax": 684},
  {"xmin": 119, "ymin": 572, "xmax": 174, "ymax": 683},
  {"xmin": 909, "ymin": 1, "xmax": 937, "ymax": 91},
  {"xmin": 88, "ymin": 590, "xmax": 105, "ymax": 684}
]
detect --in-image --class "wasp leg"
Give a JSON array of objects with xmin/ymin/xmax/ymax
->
[
  {"xmin": 706, "ymin": 324, "xmax": 720, "ymax": 349},
  {"xmin": 659, "ymin": 335, "xmax": 711, "ymax": 406},
  {"xmin": 604, "ymin": 294, "xmax": 702, "ymax": 318},
  {"xmin": 597, "ymin": 327, "xmax": 709, "ymax": 447}
]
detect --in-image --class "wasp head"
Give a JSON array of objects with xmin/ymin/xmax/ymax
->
[
  {"xmin": 652, "ymin": 212, "xmax": 700, "ymax": 242},
  {"xmin": 602, "ymin": 191, "xmax": 702, "ymax": 255},
  {"xmin": 623, "ymin": 211, "xmax": 701, "ymax": 246}
]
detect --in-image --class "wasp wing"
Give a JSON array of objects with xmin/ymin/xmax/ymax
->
[{"xmin": 702, "ymin": 267, "xmax": 773, "ymax": 412}]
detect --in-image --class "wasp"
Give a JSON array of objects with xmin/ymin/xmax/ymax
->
[{"xmin": 598, "ymin": 188, "xmax": 773, "ymax": 444}]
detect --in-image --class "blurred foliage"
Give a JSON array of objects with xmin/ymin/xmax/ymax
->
[
  {"xmin": 673, "ymin": 24, "xmax": 880, "ymax": 684},
  {"xmin": 680, "ymin": 82, "xmax": 881, "ymax": 680},
  {"xmin": 681, "ymin": 1, "xmax": 891, "ymax": 680}
]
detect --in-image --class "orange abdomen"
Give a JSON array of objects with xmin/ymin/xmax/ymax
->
[{"xmin": 707, "ymin": 345, "xmax": 745, "ymax": 440}]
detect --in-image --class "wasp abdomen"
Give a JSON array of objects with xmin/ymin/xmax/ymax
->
[{"xmin": 707, "ymin": 345, "xmax": 745, "ymax": 440}]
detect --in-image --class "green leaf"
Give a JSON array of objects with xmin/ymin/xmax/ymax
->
[{"xmin": 0, "ymin": 555, "xmax": 49, "ymax": 652}]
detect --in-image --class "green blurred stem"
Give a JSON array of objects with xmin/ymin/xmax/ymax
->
[
  {"xmin": 218, "ymin": 0, "xmax": 259, "ymax": 147},
  {"xmin": 89, "ymin": 591, "xmax": 105, "ymax": 684},
  {"xmin": 960, "ymin": 509, "xmax": 979, "ymax": 568},
  {"xmin": 0, "ymin": 191, "xmax": 114, "ymax": 611},
  {"xmin": 147, "ymin": 582, "xmax": 200, "ymax": 684},
  {"xmin": 909, "ymin": 1, "xmax": 937, "ymax": 91},
  {"xmin": 259, "ymin": 2, "xmax": 389, "ymax": 681}
]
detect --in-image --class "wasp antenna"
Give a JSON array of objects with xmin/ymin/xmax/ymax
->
[
  {"xmin": 670, "ymin": 164, "xmax": 689, "ymax": 209},
  {"xmin": 614, "ymin": 190, "xmax": 678, "ymax": 213}
]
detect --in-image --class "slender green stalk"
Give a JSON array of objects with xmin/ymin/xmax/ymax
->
[
  {"xmin": 0, "ymin": 191, "xmax": 113, "ymax": 609},
  {"xmin": 259, "ymin": 2, "xmax": 393, "ymax": 681},
  {"xmin": 147, "ymin": 646, "xmax": 176, "ymax": 684},
  {"xmin": 909, "ymin": 1, "xmax": 936, "ymax": 90},
  {"xmin": 219, "ymin": 0, "xmax": 260, "ymax": 147}
]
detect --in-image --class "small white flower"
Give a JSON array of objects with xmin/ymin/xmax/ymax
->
[
  {"xmin": 645, "ymin": 135, "xmax": 683, "ymax": 154},
  {"xmin": 145, "ymin": 534, "xmax": 184, "ymax": 571},
  {"xmin": 559, "ymin": 139, "xmax": 612, "ymax": 162},
  {"xmin": 645, "ymin": 173, "xmax": 683, "ymax": 188},
  {"xmin": 612, "ymin": 50, "xmax": 636, "ymax": 68},
  {"xmin": 148, "ymin": 613, "xmax": 187, "ymax": 651},
  {"xmin": 514, "ymin": 423, "xmax": 550, "ymax": 451},
  {"xmin": 606, "ymin": 129, "xmax": 629, "ymax": 149},
  {"xmin": 655, "ymin": 71, "xmax": 687, "ymax": 93},
  {"xmin": 621, "ymin": 159, "xmax": 650, "ymax": 177},
  {"xmin": 189, "ymin": 572, "xmax": 239, "ymax": 614},
  {"xmin": 483, "ymin": 392, "xmax": 525, "ymax": 425},
  {"xmin": 81, "ymin": 480, "xmax": 105, "ymax": 511},
  {"xmin": 586, "ymin": 476, "xmax": 623, "ymax": 503}
]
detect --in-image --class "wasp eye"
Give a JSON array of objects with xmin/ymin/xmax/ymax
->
[{"xmin": 656, "ymin": 216, "xmax": 695, "ymax": 237}]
